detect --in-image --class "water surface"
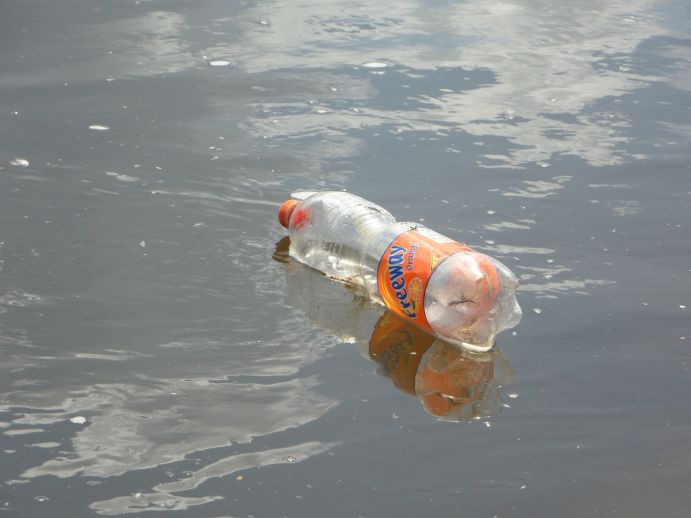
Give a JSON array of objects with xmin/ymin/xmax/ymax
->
[{"xmin": 1, "ymin": 0, "xmax": 690, "ymax": 516}]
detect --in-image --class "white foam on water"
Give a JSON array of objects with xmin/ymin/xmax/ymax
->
[
  {"xmin": 362, "ymin": 61, "xmax": 389, "ymax": 69},
  {"xmin": 105, "ymin": 172, "xmax": 139, "ymax": 182},
  {"xmin": 10, "ymin": 158, "xmax": 29, "ymax": 167}
]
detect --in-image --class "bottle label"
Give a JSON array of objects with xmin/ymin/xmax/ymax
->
[{"xmin": 377, "ymin": 229, "xmax": 471, "ymax": 332}]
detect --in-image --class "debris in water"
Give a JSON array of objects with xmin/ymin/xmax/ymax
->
[{"xmin": 69, "ymin": 416, "xmax": 87, "ymax": 424}]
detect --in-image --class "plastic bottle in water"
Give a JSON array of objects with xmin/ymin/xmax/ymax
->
[{"xmin": 277, "ymin": 191, "xmax": 522, "ymax": 351}]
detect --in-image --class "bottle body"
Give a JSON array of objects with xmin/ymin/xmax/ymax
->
[
  {"xmin": 281, "ymin": 191, "xmax": 521, "ymax": 351},
  {"xmin": 285, "ymin": 191, "xmax": 402, "ymax": 300}
]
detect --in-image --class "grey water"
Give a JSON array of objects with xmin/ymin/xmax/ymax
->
[{"xmin": 1, "ymin": 0, "xmax": 690, "ymax": 516}]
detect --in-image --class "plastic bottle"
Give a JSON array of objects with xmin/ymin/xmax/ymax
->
[{"xmin": 277, "ymin": 191, "xmax": 522, "ymax": 351}]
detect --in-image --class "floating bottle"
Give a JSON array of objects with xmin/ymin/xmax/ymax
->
[
  {"xmin": 277, "ymin": 191, "xmax": 522, "ymax": 351},
  {"xmin": 274, "ymin": 236, "xmax": 513, "ymax": 421}
]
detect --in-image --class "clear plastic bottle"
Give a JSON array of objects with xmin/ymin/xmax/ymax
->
[{"xmin": 278, "ymin": 191, "xmax": 522, "ymax": 351}]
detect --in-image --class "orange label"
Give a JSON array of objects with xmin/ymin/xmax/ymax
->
[{"xmin": 377, "ymin": 228, "xmax": 471, "ymax": 332}]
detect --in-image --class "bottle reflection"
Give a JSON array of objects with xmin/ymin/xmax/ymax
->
[{"xmin": 274, "ymin": 237, "xmax": 513, "ymax": 421}]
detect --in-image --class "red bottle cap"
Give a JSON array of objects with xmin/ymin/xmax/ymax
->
[{"xmin": 278, "ymin": 199, "xmax": 299, "ymax": 228}]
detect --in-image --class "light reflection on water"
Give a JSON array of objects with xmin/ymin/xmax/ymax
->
[{"xmin": 233, "ymin": 0, "xmax": 686, "ymax": 168}]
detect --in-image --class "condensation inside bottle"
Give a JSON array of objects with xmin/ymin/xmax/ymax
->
[{"xmin": 286, "ymin": 191, "xmax": 522, "ymax": 350}]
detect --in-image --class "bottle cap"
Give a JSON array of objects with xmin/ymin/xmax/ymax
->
[{"xmin": 278, "ymin": 199, "xmax": 299, "ymax": 228}]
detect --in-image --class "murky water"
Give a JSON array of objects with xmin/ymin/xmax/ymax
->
[{"xmin": 1, "ymin": 0, "xmax": 690, "ymax": 516}]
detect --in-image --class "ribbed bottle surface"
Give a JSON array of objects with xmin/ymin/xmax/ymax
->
[{"xmin": 286, "ymin": 192, "xmax": 407, "ymax": 299}]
